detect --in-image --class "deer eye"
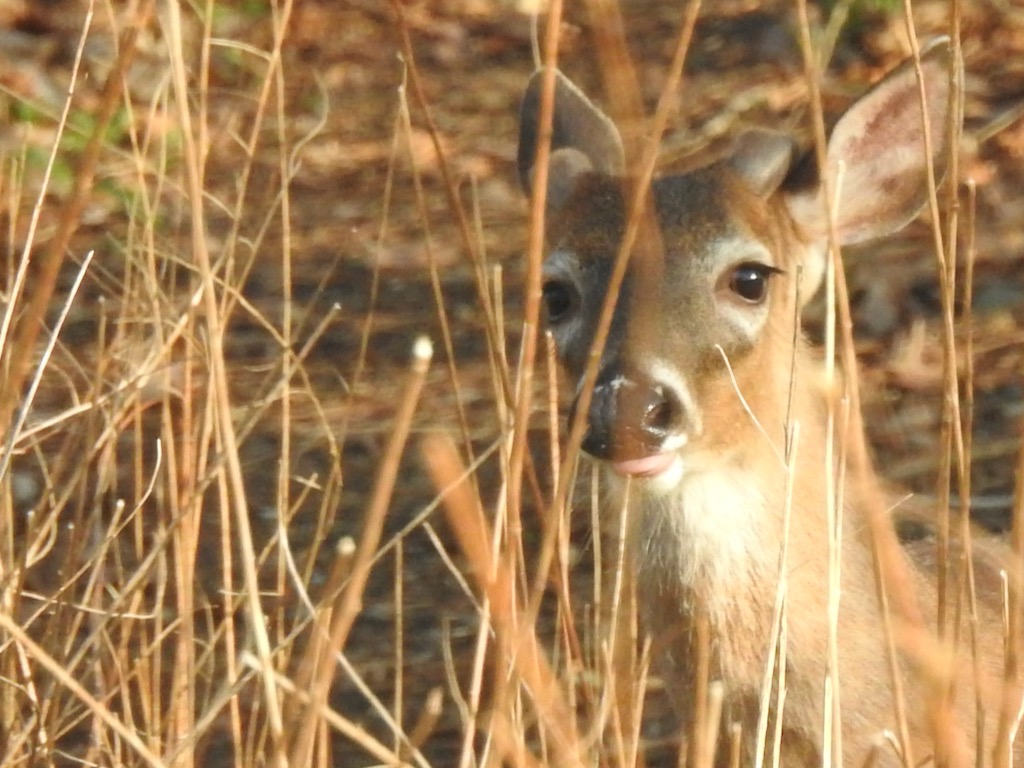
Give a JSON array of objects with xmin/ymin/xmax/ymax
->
[
  {"xmin": 542, "ymin": 279, "xmax": 576, "ymax": 323},
  {"xmin": 727, "ymin": 263, "xmax": 780, "ymax": 304}
]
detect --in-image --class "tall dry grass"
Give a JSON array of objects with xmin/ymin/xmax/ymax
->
[{"xmin": 0, "ymin": 0, "xmax": 1019, "ymax": 767}]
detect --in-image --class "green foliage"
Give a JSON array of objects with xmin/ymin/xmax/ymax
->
[
  {"xmin": 818, "ymin": 0, "xmax": 902, "ymax": 49},
  {"xmin": 237, "ymin": 0, "xmax": 269, "ymax": 17},
  {"xmin": 9, "ymin": 100, "xmax": 46, "ymax": 125},
  {"xmin": 8, "ymin": 99, "xmax": 136, "ymax": 202},
  {"xmin": 821, "ymin": 0, "xmax": 901, "ymax": 12}
]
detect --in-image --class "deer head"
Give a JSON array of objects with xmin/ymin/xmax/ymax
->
[{"xmin": 517, "ymin": 40, "xmax": 954, "ymax": 487}]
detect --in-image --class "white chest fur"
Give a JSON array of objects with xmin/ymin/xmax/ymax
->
[{"xmin": 607, "ymin": 458, "xmax": 778, "ymax": 625}]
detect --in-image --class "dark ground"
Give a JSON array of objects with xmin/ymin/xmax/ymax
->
[{"xmin": 2, "ymin": 0, "xmax": 1023, "ymax": 765}]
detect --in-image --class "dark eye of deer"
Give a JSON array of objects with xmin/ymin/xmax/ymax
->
[
  {"xmin": 729, "ymin": 263, "xmax": 774, "ymax": 304},
  {"xmin": 542, "ymin": 280, "xmax": 575, "ymax": 323}
]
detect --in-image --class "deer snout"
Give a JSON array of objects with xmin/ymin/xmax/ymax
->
[{"xmin": 573, "ymin": 372, "xmax": 690, "ymax": 478}]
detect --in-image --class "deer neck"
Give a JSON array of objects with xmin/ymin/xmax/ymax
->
[{"xmin": 612, "ymin": 344, "xmax": 839, "ymax": 637}]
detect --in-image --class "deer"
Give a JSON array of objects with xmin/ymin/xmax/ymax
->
[{"xmin": 517, "ymin": 38, "xmax": 1023, "ymax": 768}]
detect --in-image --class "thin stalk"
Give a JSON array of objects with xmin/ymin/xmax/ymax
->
[
  {"xmin": 508, "ymin": 0, "xmax": 567, "ymax": 620},
  {"xmin": 287, "ymin": 338, "xmax": 432, "ymax": 766},
  {"xmin": 0, "ymin": 1, "xmax": 155, "ymax": 461},
  {"xmin": 531, "ymin": 0, "xmax": 702, "ymax": 629},
  {"xmin": 163, "ymin": 2, "xmax": 288, "ymax": 762}
]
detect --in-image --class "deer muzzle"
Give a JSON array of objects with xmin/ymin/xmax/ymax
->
[{"xmin": 573, "ymin": 371, "xmax": 690, "ymax": 478}]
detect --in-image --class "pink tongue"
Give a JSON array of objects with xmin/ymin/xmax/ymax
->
[{"xmin": 612, "ymin": 453, "xmax": 674, "ymax": 478}]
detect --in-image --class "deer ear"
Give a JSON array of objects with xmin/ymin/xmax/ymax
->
[
  {"xmin": 786, "ymin": 37, "xmax": 958, "ymax": 246},
  {"xmin": 786, "ymin": 37, "xmax": 954, "ymax": 246},
  {"xmin": 729, "ymin": 130, "xmax": 795, "ymax": 197},
  {"xmin": 517, "ymin": 68, "xmax": 625, "ymax": 209},
  {"xmin": 784, "ymin": 38, "xmax": 957, "ymax": 306}
]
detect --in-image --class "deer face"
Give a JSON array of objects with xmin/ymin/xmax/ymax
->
[
  {"xmin": 518, "ymin": 46, "xmax": 952, "ymax": 485},
  {"xmin": 539, "ymin": 166, "xmax": 803, "ymax": 480}
]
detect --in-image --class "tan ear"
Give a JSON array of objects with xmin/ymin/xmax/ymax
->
[
  {"xmin": 517, "ymin": 68, "xmax": 625, "ymax": 209},
  {"xmin": 728, "ymin": 130, "xmax": 796, "ymax": 197},
  {"xmin": 786, "ymin": 37, "xmax": 959, "ymax": 246}
]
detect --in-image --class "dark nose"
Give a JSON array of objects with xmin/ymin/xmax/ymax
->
[{"xmin": 572, "ymin": 371, "xmax": 682, "ymax": 461}]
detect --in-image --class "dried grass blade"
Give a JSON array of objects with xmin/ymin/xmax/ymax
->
[
  {"xmin": 0, "ymin": 1, "xmax": 155, "ymax": 447},
  {"xmin": 288, "ymin": 337, "xmax": 432, "ymax": 765},
  {"xmin": 422, "ymin": 431, "xmax": 586, "ymax": 768}
]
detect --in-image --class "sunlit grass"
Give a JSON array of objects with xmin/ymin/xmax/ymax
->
[{"xmin": 0, "ymin": 1, "xmax": 1019, "ymax": 767}]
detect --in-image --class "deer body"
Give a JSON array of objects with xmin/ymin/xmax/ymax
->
[
  {"xmin": 518, "ymin": 41, "xmax": 1020, "ymax": 767},
  {"xmin": 593, "ymin": 177, "xmax": 912, "ymax": 764}
]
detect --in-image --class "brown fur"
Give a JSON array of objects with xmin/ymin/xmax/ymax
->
[{"xmin": 517, "ymin": 43, "xmax": 1022, "ymax": 767}]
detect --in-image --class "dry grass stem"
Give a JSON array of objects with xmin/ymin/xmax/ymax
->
[
  {"xmin": 288, "ymin": 336, "xmax": 432, "ymax": 765},
  {"xmin": 423, "ymin": 431, "xmax": 586, "ymax": 767},
  {"xmin": 1, "ymin": 1, "xmax": 1019, "ymax": 766}
]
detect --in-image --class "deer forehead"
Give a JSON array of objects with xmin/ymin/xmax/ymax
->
[
  {"xmin": 549, "ymin": 168, "xmax": 793, "ymax": 276},
  {"xmin": 545, "ymin": 168, "xmax": 796, "ymax": 368}
]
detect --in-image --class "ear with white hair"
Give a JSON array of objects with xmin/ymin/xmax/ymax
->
[{"xmin": 785, "ymin": 37, "xmax": 958, "ymax": 301}]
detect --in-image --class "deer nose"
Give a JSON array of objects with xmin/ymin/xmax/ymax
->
[{"xmin": 573, "ymin": 373, "xmax": 683, "ymax": 461}]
